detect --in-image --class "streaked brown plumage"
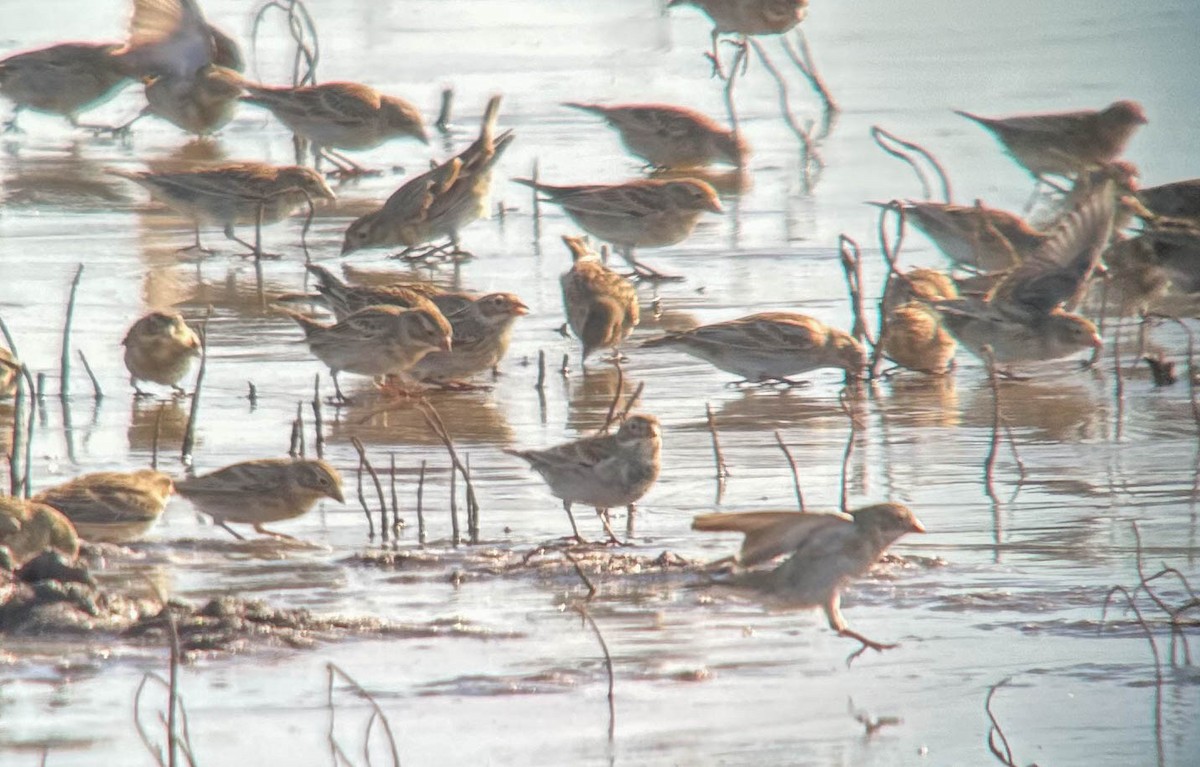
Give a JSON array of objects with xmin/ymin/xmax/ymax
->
[
  {"xmin": 881, "ymin": 267, "xmax": 958, "ymax": 315},
  {"xmin": 934, "ymin": 180, "xmax": 1116, "ymax": 366},
  {"xmin": 887, "ymin": 199, "xmax": 1048, "ymax": 272},
  {"xmin": 241, "ymin": 81, "xmax": 427, "ymax": 158},
  {"xmin": 0, "ymin": 496, "xmax": 80, "ymax": 566},
  {"xmin": 692, "ymin": 503, "xmax": 925, "ymax": 647},
  {"xmin": 955, "ymin": 100, "xmax": 1147, "ymax": 181},
  {"xmin": 881, "ymin": 303, "xmax": 956, "ymax": 374},
  {"xmin": 565, "ymin": 102, "xmax": 746, "ymax": 168},
  {"xmin": 302, "ymin": 264, "xmax": 527, "ymax": 382},
  {"xmin": 34, "ymin": 469, "xmax": 173, "ymax": 544},
  {"xmin": 175, "ymin": 458, "xmax": 344, "ymax": 539},
  {"xmin": 511, "ymin": 177, "xmax": 723, "ymax": 251},
  {"xmin": 341, "ymin": 96, "xmax": 512, "ymax": 256},
  {"xmin": 1137, "ymin": 178, "xmax": 1200, "ymax": 225},
  {"xmin": 560, "ymin": 235, "xmax": 640, "ymax": 362},
  {"xmin": 279, "ymin": 304, "xmax": 453, "ymax": 399},
  {"xmin": 122, "ymin": 310, "xmax": 201, "ymax": 395},
  {"xmin": 505, "ymin": 414, "xmax": 661, "ymax": 542},
  {"xmin": 0, "ymin": 43, "xmax": 129, "ymax": 130},
  {"xmin": 667, "ymin": 0, "xmax": 809, "ymax": 36},
  {"xmin": 141, "ymin": 64, "xmax": 243, "ymax": 136},
  {"xmin": 641, "ymin": 311, "xmax": 865, "ymax": 384},
  {"xmin": 112, "ymin": 161, "xmax": 335, "ymax": 252}
]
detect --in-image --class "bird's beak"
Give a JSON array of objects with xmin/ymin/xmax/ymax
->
[
  {"xmin": 910, "ymin": 517, "xmax": 927, "ymax": 534},
  {"xmin": 513, "ymin": 302, "xmax": 530, "ymax": 316},
  {"xmin": 339, "ymin": 240, "xmax": 352, "ymax": 257},
  {"xmin": 330, "ymin": 487, "xmax": 346, "ymax": 504},
  {"xmin": 706, "ymin": 198, "xmax": 724, "ymax": 214},
  {"xmin": 1089, "ymin": 333, "xmax": 1104, "ymax": 349},
  {"xmin": 439, "ymin": 337, "xmax": 453, "ymax": 352}
]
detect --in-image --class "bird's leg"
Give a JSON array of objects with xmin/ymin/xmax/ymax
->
[
  {"xmin": 772, "ymin": 377, "xmax": 812, "ymax": 389},
  {"xmin": 93, "ymin": 108, "xmax": 147, "ymax": 139},
  {"xmin": 625, "ymin": 503, "xmax": 637, "ymax": 539},
  {"xmin": 331, "ymin": 371, "xmax": 349, "ymax": 405},
  {"xmin": 225, "ymin": 223, "xmax": 281, "ymax": 260},
  {"xmin": 705, "ymin": 28, "xmax": 726, "ymax": 79},
  {"xmin": 131, "ymin": 377, "xmax": 152, "ymax": 398},
  {"xmin": 171, "ymin": 384, "xmax": 189, "ymax": 397},
  {"xmin": 175, "ymin": 225, "xmax": 215, "ymax": 256},
  {"xmin": 320, "ymin": 149, "xmax": 379, "ymax": 179},
  {"xmin": 839, "ymin": 627, "xmax": 899, "ymax": 666},
  {"xmin": 618, "ymin": 246, "xmax": 684, "ymax": 283},
  {"xmin": 563, "ymin": 500, "xmax": 584, "ymax": 543},
  {"xmin": 216, "ymin": 520, "xmax": 247, "ymax": 541},
  {"xmin": 253, "ymin": 523, "xmax": 299, "ymax": 541},
  {"xmin": 2, "ymin": 109, "xmax": 22, "ymax": 134},
  {"xmin": 595, "ymin": 506, "xmax": 622, "ymax": 545}
]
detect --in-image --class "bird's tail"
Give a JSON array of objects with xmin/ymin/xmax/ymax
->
[
  {"xmin": 274, "ymin": 306, "xmax": 326, "ymax": 338},
  {"xmin": 563, "ymin": 102, "xmax": 606, "ymax": 117},
  {"xmin": 953, "ymin": 109, "xmax": 993, "ymax": 128}
]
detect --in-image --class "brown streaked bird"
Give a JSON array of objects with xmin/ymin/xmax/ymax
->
[
  {"xmin": 692, "ymin": 503, "xmax": 925, "ymax": 651},
  {"xmin": 174, "ymin": 458, "xmax": 344, "ymax": 540},
  {"xmin": 1102, "ymin": 234, "xmax": 1173, "ymax": 316},
  {"xmin": 880, "ymin": 267, "xmax": 958, "ymax": 315},
  {"xmin": 511, "ymin": 176, "xmax": 722, "ymax": 278},
  {"xmin": 0, "ymin": 496, "xmax": 80, "ymax": 566},
  {"xmin": 279, "ymin": 304, "xmax": 452, "ymax": 401},
  {"xmin": 505, "ymin": 414, "xmax": 661, "ymax": 543},
  {"xmin": 565, "ymin": 102, "xmax": 746, "ymax": 169},
  {"xmin": 881, "ymin": 302, "xmax": 956, "ymax": 375},
  {"xmin": 641, "ymin": 312, "xmax": 865, "ymax": 385},
  {"xmin": 0, "ymin": 43, "xmax": 129, "ymax": 131},
  {"xmin": 560, "ymin": 235, "xmax": 640, "ymax": 363},
  {"xmin": 668, "ymin": 0, "xmax": 809, "ymax": 35},
  {"xmin": 341, "ymin": 95, "xmax": 512, "ymax": 257},
  {"xmin": 33, "ymin": 469, "xmax": 173, "ymax": 544},
  {"xmin": 122, "ymin": 310, "xmax": 201, "ymax": 396},
  {"xmin": 883, "ymin": 199, "xmax": 1049, "ymax": 273},
  {"xmin": 1, "ymin": 345, "xmax": 20, "ymax": 399},
  {"xmin": 933, "ymin": 180, "xmax": 1117, "ymax": 369},
  {"xmin": 112, "ymin": 161, "xmax": 335, "ymax": 253},
  {"xmin": 241, "ymin": 81, "xmax": 427, "ymax": 174},
  {"xmin": 139, "ymin": 64, "xmax": 244, "ymax": 136},
  {"xmin": 1137, "ymin": 177, "xmax": 1200, "ymax": 225},
  {"xmin": 955, "ymin": 100, "xmax": 1147, "ymax": 182},
  {"xmin": 302, "ymin": 264, "xmax": 527, "ymax": 383}
]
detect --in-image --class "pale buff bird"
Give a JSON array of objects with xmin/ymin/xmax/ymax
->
[
  {"xmin": 505, "ymin": 414, "xmax": 661, "ymax": 542},
  {"xmin": 565, "ymin": 102, "xmax": 746, "ymax": 168},
  {"xmin": 302, "ymin": 264, "xmax": 527, "ymax": 383},
  {"xmin": 511, "ymin": 177, "xmax": 722, "ymax": 278},
  {"xmin": 279, "ymin": 304, "xmax": 452, "ymax": 401},
  {"xmin": 641, "ymin": 312, "xmax": 865, "ymax": 384},
  {"xmin": 885, "ymin": 200, "xmax": 1048, "ymax": 273},
  {"xmin": 0, "ymin": 43, "xmax": 129, "ymax": 131},
  {"xmin": 122, "ymin": 310, "xmax": 201, "ymax": 395},
  {"xmin": 693, "ymin": 503, "xmax": 925, "ymax": 651},
  {"xmin": 933, "ymin": 180, "xmax": 1116, "ymax": 368},
  {"xmin": 881, "ymin": 303, "xmax": 956, "ymax": 374},
  {"xmin": 139, "ymin": 64, "xmax": 244, "ymax": 136},
  {"xmin": 175, "ymin": 458, "xmax": 344, "ymax": 540},
  {"xmin": 242, "ymin": 81, "xmax": 427, "ymax": 173},
  {"xmin": 0, "ymin": 345, "xmax": 20, "ymax": 399},
  {"xmin": 112, "ymin": 162, "xmax": 335, "ymax": 253},
  {"xmin": 341, "ymin": 95, "xmax": 513, "ymax": 257},
  {"xmin": 559, "ymin": 235, "xmax": 640, "ymax": 363},
  {"xmin": 955, "ymin": 100, "xmax": 1147, "ymax": 181},
  {"xmin": 0, "ymin": 495, "xmax": 80, "ymax": 566},
  {"xmin": 880, "ymin": 267, "xmax": 958, "ymax": 315},
  {"xmin": 34, "ymin": 469, "xmax": 173, "ymax": 544}
]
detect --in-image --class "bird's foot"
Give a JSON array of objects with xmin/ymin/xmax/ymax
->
[
  {"xmin": 839, "ymin": 628, "xmax": 899, "ymax": 667},
  {"xmin": 2, "ymin": 118, "xmax": 22, "ymax": 135},
  {"xmin": 427, "ymin": 379, "xmax": 493, "ymax": 392},
  {"xmin": 625, "ymin": 260, "xmax": 684, "ymax": 283},
  {"xmin": 253, "ymin": 524, "xmax": 300, "ymax": 541},
  {"xmin": 771, "ymin": 378, "xmax": 812, "ymax": 389}
]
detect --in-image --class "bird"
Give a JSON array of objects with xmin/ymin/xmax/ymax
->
[
  {"xmin": 1137, "ymin": 177, "xmax": 1200, "ymax": 225},
  {"xmin": 880, "ymin": 303, "xmax": 956, "ymax": 374},
  {"xmin": 692, "ymin": 503, "xmax": 925, "ymax": 651},
  {"xmin": 883, "ymin": 200, "xmax": 1048, "ymax": 273},
  {"xmin": 301, "ymin": 264, "xmax": 527, "ymax": 384},
  {"xmin": 0, "ymin": 496, "xmax": 80, "ymax": 566},
  {"xmin": 640, "ymin": 312, "xmax": 865, "ymax": 385},
  {"xmin": 33, "ymin": 469, "xmax": 174, "ymax": 544},
  {"xmin": 955, "ymin": 100, "xmax": 1147, "ymax": 182},
  {"xmin": 0, "ymin": 42, "xmax": 130, "ymax": 131},
  {"xmin": 241, "ymin": 81, "xmax": 427, "ymax": 174},
  {"xmin": 667, "ymin": 0, "xmax": 809, "ymax": 36},
  {"xmin": 109, "ymin": 0, "xmax": 246, "ymax": 137},
  {"xmin": 111, "ymin": 162, "xmax": 336, "ymax": 253},
  {"xmin": 341, "ymin": 95, "xmax": 512, "ymax": 258},
  {"xmin": 0, "ymin": 345, "xmax": 20, "ymax": 399},
  {"xmin": 880, "ymin": 267, "xmax": 958, "ymax": 315},
  {"xmin": 511, "ymin": 177, "xmax": 722, "ymax": 279},
  {"xmin": 174, "ymin": 458, "xmax": 344, "ymax": 540},
  {"xmin": 564, "ymin": 102, "xmax": 746, "ymax": 169},
  {"xmin": 560, "ymin": 235, "xmax": 640, "ymax": 364},
  {"xmin": 279, "ymin": 304, "xmax": 453, "ymax": 401},
  {"xmin": 505, "ymin": 414, "xmax": 662, "ymax": 543},
  {"xmin": 121, "ymin": 310, "xmax": 202, "ymax": 396},
  {"xmin": 933, "ymin": 180, "xmax": 1117, "ymax": 369}
]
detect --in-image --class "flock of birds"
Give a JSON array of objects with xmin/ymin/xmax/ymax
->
[{"xmin": 2, "ymin": 0, "xmax": 1199, "ymax": 651}]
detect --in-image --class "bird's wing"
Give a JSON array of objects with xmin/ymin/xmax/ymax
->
[{"xmin": 693, "ymin": 510, "xmax": 853, "ymax": 567}]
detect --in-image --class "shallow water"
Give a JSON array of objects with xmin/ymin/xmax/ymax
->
[{"xmin": 2, "ymin": 0, "xmax": 1200, "ymax": 764}]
